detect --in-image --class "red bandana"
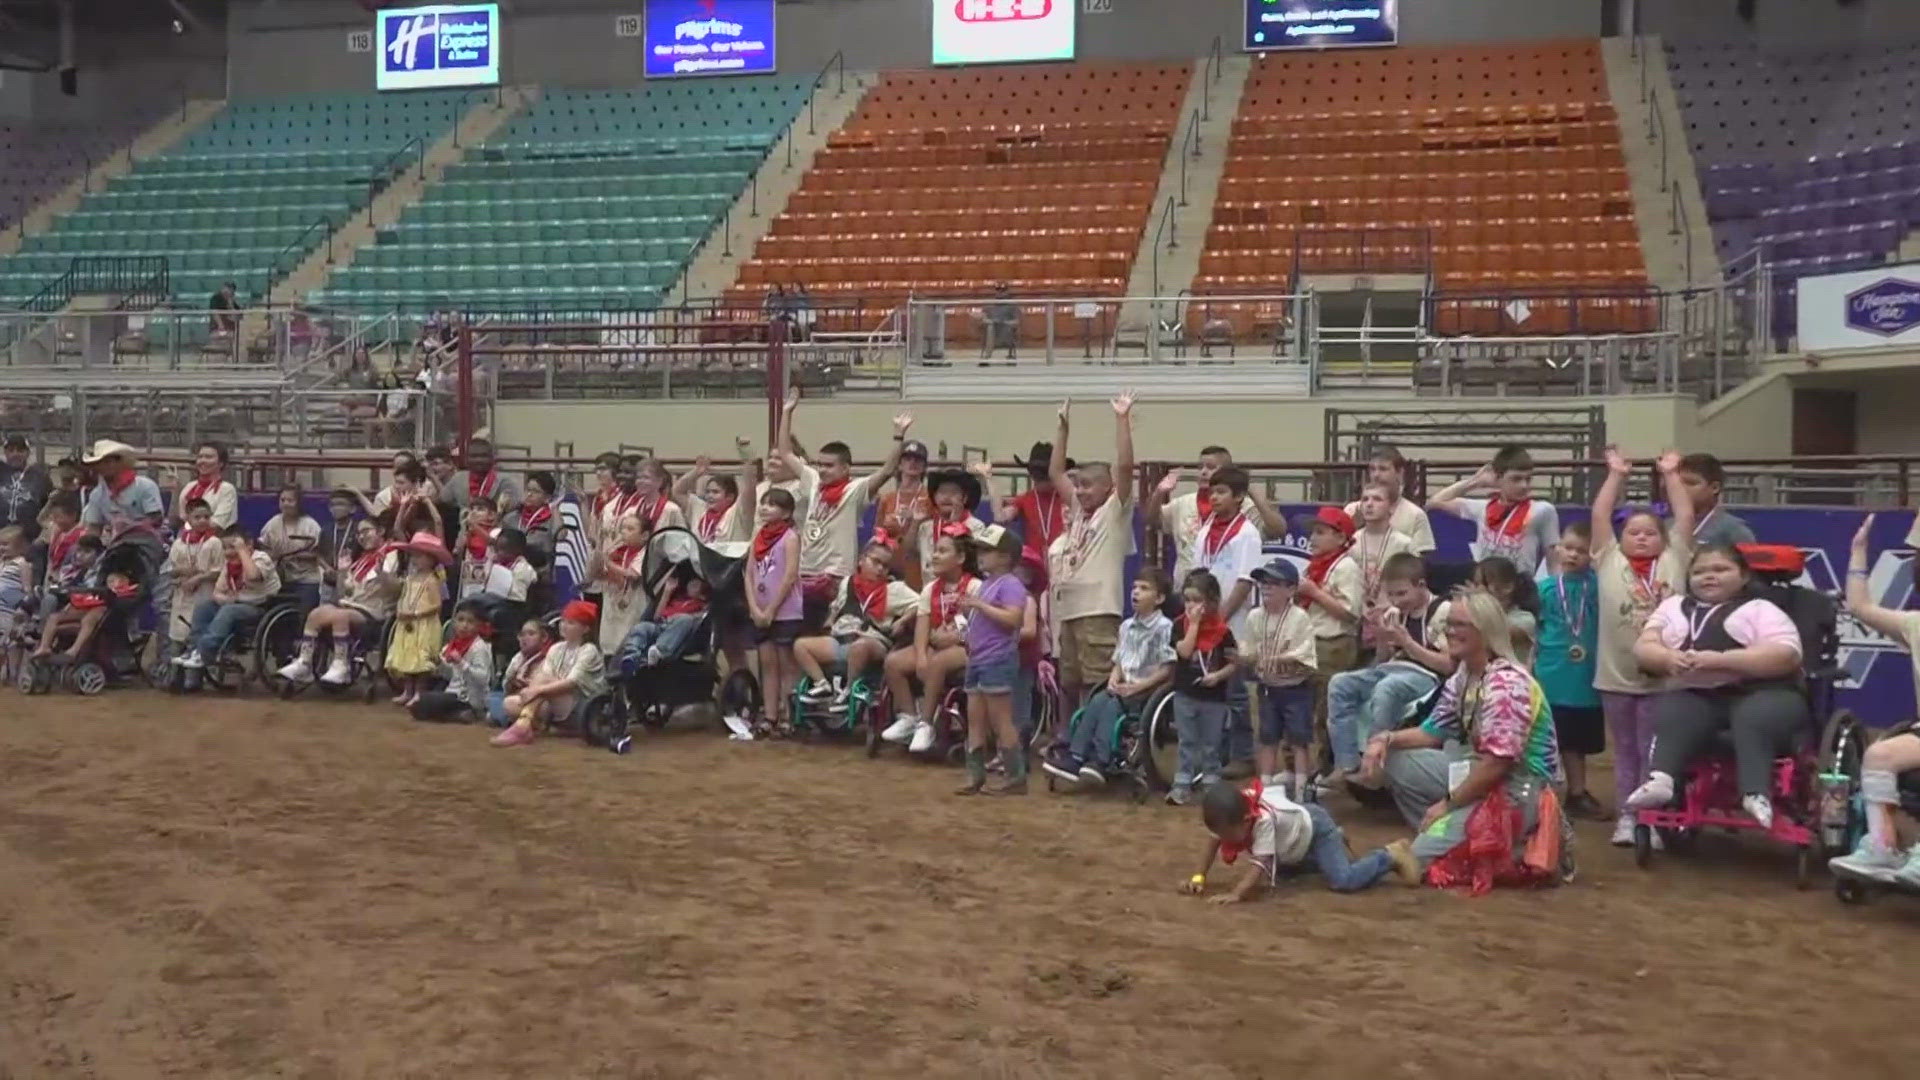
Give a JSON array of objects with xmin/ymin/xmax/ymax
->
[
  {"xmin": 698, "ymin": 497, "xmax": 735, "ymax": 540},
  {"xmin": 1201, "ymin": 510, "xmax": 1246, "ymax": 563},
  {"xmin": 1217, "ymin": 779, "xmax": 1267, "ymax": 865},
  {"xmin": 1625, "ymin": 553, "xmax": 1661, "ymax": 598},
  {"xmin": 815, "ymin": 477, "xmax": 852, "ymax": 513},
  {"xmin": 351, "ymin": 544, "xmax": 391, "ymax": 581},
  {"xmin": 1484, "ymin": 498, "xmax": 1532, "ymax": 540},
  {"xmin": 604, "ymin": 544, "xmax": 641, "ymax": 577},
  {"xmin": 850, "ymin": 572, "xmax": 889, "ymax": 621},
  {"xmin": 183, "ymin": 473, "xmax": 221, "ymax": 507},
  {"xmin": 48, "ymin": 528, "xmax": 79, "ymax": 572},
  {"xmin": 463, "ymin": 528, "xmax": 491, "ymax": 561},
  {"xmin": 105, "ymin": 470, "xmax": 136, "ymax": 496},
  {"xmin": 515, "ymin": 642, "xmax": 551, "ymax": 673},
  {"xmin": 222, "ymin": 556, "xmax": 245, "ymax": 591},
  {"xmin": 752, "ymin": 519, "xmax": 792, "ymax": 561},
  {"xmin": 1301, "ymin": 544, "xmax": 1353, "ymax": 611},
  {"xmin": 443, "ymin": 633, "xmax": 481, "ymax": 664},
  {"xmin": 467, "ymin": 470, "xmax": 498, "ymax": 502},
  {"xmin": 181, "ymin": 526, "xmax": 216, "ymax": 546},
  {"xmin": 1184, "ymin": 612, "xmax": 1230, "ymax": 654},
  {"xmin": 929, "ymin": 572, "xmax": 976, "ymax": 628},
  {"xmin": 518, "ymin": 504, "xmax": 552, "ymax": 533}
]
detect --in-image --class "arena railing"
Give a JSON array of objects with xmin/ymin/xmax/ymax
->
[
  {"xmin": 107, "ymin": 450, "xmax": 1920, "ymax": 519},
  {"xmin": 0, "ymin": 304, "xmax": 344, "ymax": 374},
  {"xmin": 903, "ymin": 293, "xmax": 1309, "ymax": 368}
]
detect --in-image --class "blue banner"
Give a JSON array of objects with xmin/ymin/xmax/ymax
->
[
  {"xmin": 645, "ymin": 0, "xmax": 777, "ymax": 79},
  {"xmin": 377, "ymin": 3, "xmax": 501, "ymax": 91},
  {"xmin": 1244, "ymin": 0, "xmax": 1399, "ymax": 52}
]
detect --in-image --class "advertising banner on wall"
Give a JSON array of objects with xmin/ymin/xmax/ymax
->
[
  {"xmin": 1244, "ymin": 0, "xmax": 1399, "ymax": 51},
  {"xmin": 932, "ymin": 0, "xmax": 1077, "ymax": 66},
  {"xmin": 645, "ymin": 0, "xmax": 777, "ymax": 79},
  {"xmin": 376, "ymin": 3, "xmax": 501, "ymax": 91},
  {"xmin": 1797, "ymin": 261, "xmax": 1920, "ymax": 352}
]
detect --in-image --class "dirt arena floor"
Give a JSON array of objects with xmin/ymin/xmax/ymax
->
[{"xmin": 2, "ymin": 691, "xmax": 1916, "ymax": 1080}]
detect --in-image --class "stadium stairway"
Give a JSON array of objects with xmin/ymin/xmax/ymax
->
[
  {"xmin": 1113, "ymin": 54, "xmax": 1251, "ymax": 340},
  {"xmin": 0, "ymin": 101, "xmax": 224, "ymax": 261},
  {"xmin": 1600, "ymin": 36, "xmax": 1716, "ymax": 291},
  {"xmin": 266, "ymin": 87, "xmax": 536, "ymax": 313},
  {"xmin": 671, "ymin": 73, "xmax": 876, "ymax": 304}
]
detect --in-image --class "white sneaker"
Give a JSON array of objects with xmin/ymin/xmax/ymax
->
[
  {"xmin": 1624, "ymin": 771, "xmax": 1675, "ymax": 810},
  {"xmin": 1742, "ymin": 794, "xmax": 1774, "ymax": 830},
  {"xmin": 1829, "ymin": 836, "xmax": 1905, "ymax": 882},
  {"xmin": 1273, "ymin": 771, "xmax": 1296, "ymax": 798},
  {"xmin": 319, "ymin": 657, "xmax": 352, "ymax": 685},
  {"xmin": 908, "ymin": 721, "xmax": 936, "ymax": 753},
  {"xmin": 277, "ymin": 656, "xmax": 313, "ymax": 682},
  {"xmin": 720, "ymin": 713, "xmax": 755, "ymax": 740},
  {"xmin": 880, "ymin": 714, "xmax": 918, "ymax": 743},
  {"xmin": 799, "ymin": 682, "xmax": 834, "ymax": 703},
  {"xmin": 1610, "ymin": 814, "xmax": 1635, "ymax": 847},
  {"xmin": 176, "ymin": 651, "xmax": 205, "ymax": 670},
  {"xmin": 1893, "ymin": 847, "xmax": 1920, "ymax": 889}
]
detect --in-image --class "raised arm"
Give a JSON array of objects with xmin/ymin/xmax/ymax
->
[
  {"xmin": 1592, "ymin": 447, "xmax": 1629, "ymax": 554},
  {"xmin": 968, "ymin": 461, "xmax": 997, "ymax": 524},
  {"xmin": 1656, "ymin": 449, "xmax": 1694, "ymax": 542},
  {"xmin": 1112, "ymin": 392, "xmax": 1136, "ymax": 499},
  {"xmin": 1426, "ymin": 464, "xmax": 1494, "ymax": 519},
  {"xmin": 1145, "ymin": 467, "xmax": 1181, "ymax": 528},
  {"xmin": 1049, "ymin": 399, "xmax": 1073, "ymax": 494},
  {"xmin": 1244, "ymin": 484, "xmax": 1287, "ymax": 540},
  {"xmin": 865, "ymin": 412, "xmax": 914, "ymax": 489},
  {"xmin": 672, "ymin": 455, "xmax": 708, "ymax": 502},
  {"xmin": 1847, "ymin": 514, "xmax": 1910, "ymax": 640},
  {"xmin": 774, "ymin": 389, "xmax": 806, "ymax": 479}
]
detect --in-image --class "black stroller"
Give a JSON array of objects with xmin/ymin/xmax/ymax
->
[
  {"xmin": 587, "ymin": 527, "xmax": 761, "ymax": 753},
  {"xmin": 21, "ymin": 532, "xmax": 162, "ymax": 695}
]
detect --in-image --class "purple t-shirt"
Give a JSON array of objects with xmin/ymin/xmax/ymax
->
[{"xmin": 965, "ymin": 573, "xmax": 1029, "ymax": 666}]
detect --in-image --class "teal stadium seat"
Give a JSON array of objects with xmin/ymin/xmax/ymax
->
[
  {"xmin": 309, "ymin": 79, "xmax": 813, "ymax": 314},
  {"xmin": 0, "ymin": 91, "xmax": 467, "ymax": 307}
]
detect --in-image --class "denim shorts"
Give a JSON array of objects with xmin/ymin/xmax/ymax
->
[
  {"xmin": 964, "ymin": 654, "xmax": 1020, "ymax": 694},
  {"xmin": 1258, "ymin": 682, "xmax": 1315, "ymax": 746}
]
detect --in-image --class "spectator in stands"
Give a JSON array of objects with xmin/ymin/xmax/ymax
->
[
  {"xmin": 209, "ymin": 282, "xmax": 240, "ymax": 335},
  {"xmin": 0, "ymin": 435, "xmax": 51, "ymax": 542},
  {"xmin": 1676, "ymin": 452, "xmax": 1754, "ymax": 549},
  {"xmin": 981, "ymin": 283, "xmax": 1019, "ymax": 360},
  {"xmin": 1426, "ymin": 445, "xmax": 1560, "ymax": 577},
  {"xmin": 173, "ymin": 441, "xmax": 238, "ymax": 530},
  {"xmin": 1342, "ymin": 445, "xmax": 1435, "ymax": 556},
  {"xmin": 1144, "ymin": 445, "xmax": 1286, "ymax": 582},
  {"xmin": 762, "ymin": 284, "xmax": 790, "ymax": 321},
  {"xmin": 791, "ymin": 283, "xmax": 815, "ymax": 341}
]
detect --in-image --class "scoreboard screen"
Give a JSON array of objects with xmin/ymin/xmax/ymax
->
[
  {"xmin": 932, "ymin": 0, "xmax": 1076, "ymax": 67},
  {"xmin": 645, "ymin": 0, "xmax": 777, "ymax": 79},
  {"xmin": 377, "ymin": 3, "xmax": 501, "ymax": 91},
  {"xmin": 1244, "ymin": 0, "xmax": 1399, "ymax": 52}
]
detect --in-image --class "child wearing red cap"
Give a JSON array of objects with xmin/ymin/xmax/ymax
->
[
  {"xmin": 1294, "ymin": 506, "xmax": 1362, "ymax": 767},
  {"xmin": 492, "ymin": 599, "xmax": 606, "ymax": 747}
]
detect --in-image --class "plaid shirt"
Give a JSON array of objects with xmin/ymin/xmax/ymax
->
[{"xmin": 1111, "ymin": 611, "xmax": 1176, "ymax": 683}]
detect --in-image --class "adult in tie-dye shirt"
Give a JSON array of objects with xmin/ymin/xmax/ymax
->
[{"xmin": 1364, "ymin": 589, "xmax": 1575, "ymax": 889}]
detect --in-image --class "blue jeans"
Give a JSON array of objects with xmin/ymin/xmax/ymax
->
[
  {"xmin": 1215, "ymin": 673, "xmax": 1253, "ymax": 769},
  {"xmin": 1174, "ymin": 692, "xmax": 1228, "ymax": 790},
  {"xmin": 1304, "ymin": 803, "xmax": 1393, "ymax": 892},
  {"xmin": 190, "ymin": 599, "xmax": 262, "ymax": 661},
  {"xmin": 1327, "ymin": 663, "xmax": 1440, "ymax": 772},
  {"xmin": 485, "ymin": 691, "xmax": 512, "ymax": 728},
  {"xmin": 617, "ymin": 613, "xmax": 702, "ymax": 674},
  {"xmin": 1066, "ymin": 687, "xmax": 1144, "ymax": 768}
]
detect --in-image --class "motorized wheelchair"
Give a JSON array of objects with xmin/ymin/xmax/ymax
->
[
  {"xmin": 1631, "ymin": 546, "xmax": 1844, "ymax": 887},
  {"xmin": 18, "ymin": 537, "xmax": 160, "ymax": 697}
]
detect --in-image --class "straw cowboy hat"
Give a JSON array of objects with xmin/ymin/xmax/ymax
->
[
  {"xmin": 399, "ymin": 529, "xmax": 454, "ymax": 567},
  {"xmin": 81, "ymin": 439, "xmax": 139, "ymax": 465}
]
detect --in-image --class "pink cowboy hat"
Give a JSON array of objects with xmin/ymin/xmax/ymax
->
[{"xmin": 400, "ymin": 530, "xmax": 454, "ymax": 567}]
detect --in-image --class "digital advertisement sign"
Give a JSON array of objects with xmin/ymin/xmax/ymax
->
[
  {"xmin": 932, "ymin": 0, "xmax": 1076, "ymax": 67},
  {"xmin": 376, "ymin": 3, "xmax": 501, "ymax": 91},
  {"xmin": 1244, "ymin": 0, "xmax": 1400, "ymax": 51},
  {"xmin": 645, "ymin": 0, "xmax": 777, "ymax": 78}
]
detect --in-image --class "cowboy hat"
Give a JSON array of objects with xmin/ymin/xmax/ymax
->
[
  {"xmin": 926, "ymin": 468, "xmax": 983, "ymax": 511},
  {"xmin": 1010, "ymin": 440, "xmax": 1075, "ymax": 477},
  {"xmin": 80, "ymin": 439, "xmax": 139, "ymax": 465},
  {"xmin": 399, "ymin": 529, "xmax": 454, "ymax": 567}
]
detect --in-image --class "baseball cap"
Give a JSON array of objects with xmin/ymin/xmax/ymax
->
[
  {"xmin": 977, "ymin": 523, "xmax": 1023, "ymax": 558},
  {"xmin": 1249, "ymin": 559, "xmax": 1299, "ymax": 586},
  {"xmin": 900, "ymin": 439, "xmax": 929, "ymax": 460},
  {"xmin": 1293, "ymin": 506, "xmax": 1356, "ymax": 538},
  {"xmin": 2, "ymin": 434, "xmax": 27, "ymax": 450}
]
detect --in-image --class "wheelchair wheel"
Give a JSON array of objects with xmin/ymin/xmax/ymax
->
[
  {"xmin": 1834, "ymin": 875, "xmax": 1871, "ymax": 905},
  {"xmin": 1141, "ymin": 689, "xmax": 1179, "ymax": 791},
  {"xmin": 1796, "ymin": 844, "xmax": 1816, "ymax": 890},
  {"xmin": 253, "ymin": 605, "xmax": 306, "ymax": 694},
  {"xmin": 70, "ymin": 660, "xmax": 107, "ymax": 696},
  {"xmin": 1633, "ymin": 823, "xmax": 1654, "ymax": 869},
  {"xmin": 581, "ymin": 696, "xmax": 623, "ymax": 751},
  {"xmin": 718, "ymin": 668, "xmax": 761, "ymax": 731},
  {"xmin": 1818, "ymin": 709, "xmax": 1869, "ymax": 857},
  {"xmin": 18, "ymin": 658, "xmax": 48, "ymax": 695}
]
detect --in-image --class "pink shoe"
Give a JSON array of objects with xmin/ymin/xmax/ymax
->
[{"xmin": 489, "ymin": 725, "xmax": 535, "ymax": 748}]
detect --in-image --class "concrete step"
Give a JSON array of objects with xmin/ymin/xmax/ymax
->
[
  {"xmin": 267, "ymin": 86, "xmax": 538, "ymax": 313},
  {"xmin": 1601, "ymin": 36, "xmax": 1717, "ymax": 290},
  {"xmin": 0, "ymin": 99, "xmax": 226, "ymax": 260},
  {"xmin": 1118, "ymin": 54, "xmax": 1251, "ymax": 322},
  {"xmin": 672, "ymin": 72, "xmax": 875, "ymax": 304}
]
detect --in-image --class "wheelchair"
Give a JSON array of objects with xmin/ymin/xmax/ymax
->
[
  {"xmin": 1045, "ymin": 685, "xmax": 1176, "ymax": 802},
  {"xmin": 1631, "ymin": 553, "xmax": 1843, "ymax": 887},
  {"xmin": 163, "ymin": 590, "xmax": 308, "ymax": 694},
  {"xmin": 792, "ymin": 668, "xmax": 888, "ymax": 743},
  {"xmin": 1818, "ymin": 715, "xmax": 1920, "ymax": 904},
  {"xmin": 19, "ymin": 540, "xmax": 160, "ymax": 697},
  {"xmin": 262, "ymin": 612, "xmax": 399, "ymax": 703}
]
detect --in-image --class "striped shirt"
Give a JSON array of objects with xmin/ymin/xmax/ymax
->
[
  {"xmin": 1111, "ymin": 611, "xmax": 1176, "ymax": 683},
  {"xmin": 1420, "ymin": 659, "xmax": 1562, "ymax": 782}
]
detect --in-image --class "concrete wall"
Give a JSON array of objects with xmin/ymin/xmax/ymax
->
[
  {"xmin": 1645, "ymin": 0, "xmax": 1920, "ymax": 48},
  {"xmin": 493, "ymin": 394, "xmax": 1694, "ymax": 468},
  {"xmin": 9, "ymin": 30, "xmax": 226, "ymax": 122},
  {"xmin": 228, "ymin": 0, "xmax": 1604, "ymax": 98}
]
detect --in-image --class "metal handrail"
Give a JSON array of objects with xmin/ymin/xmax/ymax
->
[
  {"xmin": 1203, "ymin": 35, "xmax": 1224, "ymax": 121},
  {"xmin": 1150, "ymin": 196, "xmax": 1177, "ymax": 295},
  {"xmin": 262, "ymin": 215, "xmax": 335, "ymax": 303},
  {"xmin": 451, "ymin": 84, "xmax": 504, "ymax": 149},
  {"xmin": 806, "ymin": 50, "xmax": 847, "ymax": 138},
  {"xmin": 1177, "ymin": 108, "xmax": 1200, "ymax": 207},
  {"xmin": 366, "ymin": 135, "xmax": 428, "ymax": 226}
]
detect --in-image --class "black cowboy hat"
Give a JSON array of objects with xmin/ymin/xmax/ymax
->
[
  {"xmin": 1010, "ymin": 440, "xmax": 1075, "ymax": 477},
  {"xmin": 926, "ymin": 468, "xmax": 984, "ymax": 510}
]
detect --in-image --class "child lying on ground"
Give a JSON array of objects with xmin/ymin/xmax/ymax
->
[{"xmin": 1181, "ymin": 778, "xmax": 1419, "ymax": 900}]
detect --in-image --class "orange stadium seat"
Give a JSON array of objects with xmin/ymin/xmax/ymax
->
[
  {"xmin": 1193, "ymin": 41, "xmax": 1648, "ymax": 305},
  {"xmin": 726, "ymin": 62, "xmax": 1189, "ymax": 322}
]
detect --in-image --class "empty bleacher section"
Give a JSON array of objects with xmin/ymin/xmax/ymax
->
[
  {"xmin": 726, "ymin": 63, "xmax": 1189, "ymax": 333},
  {"xmin": 1198, "ymin": 42, "xmax": 1647, "ymax": 333},
  {"xmin": 314, "ymin": 80, "xmax": 813, "ymax": 313},
  {"xmin": 0, "ymin": 92, "xmax": 469, "ymax": 316},
  {"xmin": 0, "ymin": 114, "xmax": 157, "ymax": 234},
  {"xmin": 1668, "ymin": 40, "xmax": 1920, "ymax": 334}
]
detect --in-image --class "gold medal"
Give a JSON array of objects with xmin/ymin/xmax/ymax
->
[{"xmin": 1568, "ymin": 644, "xmax": 1587, "ymax": 662}]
